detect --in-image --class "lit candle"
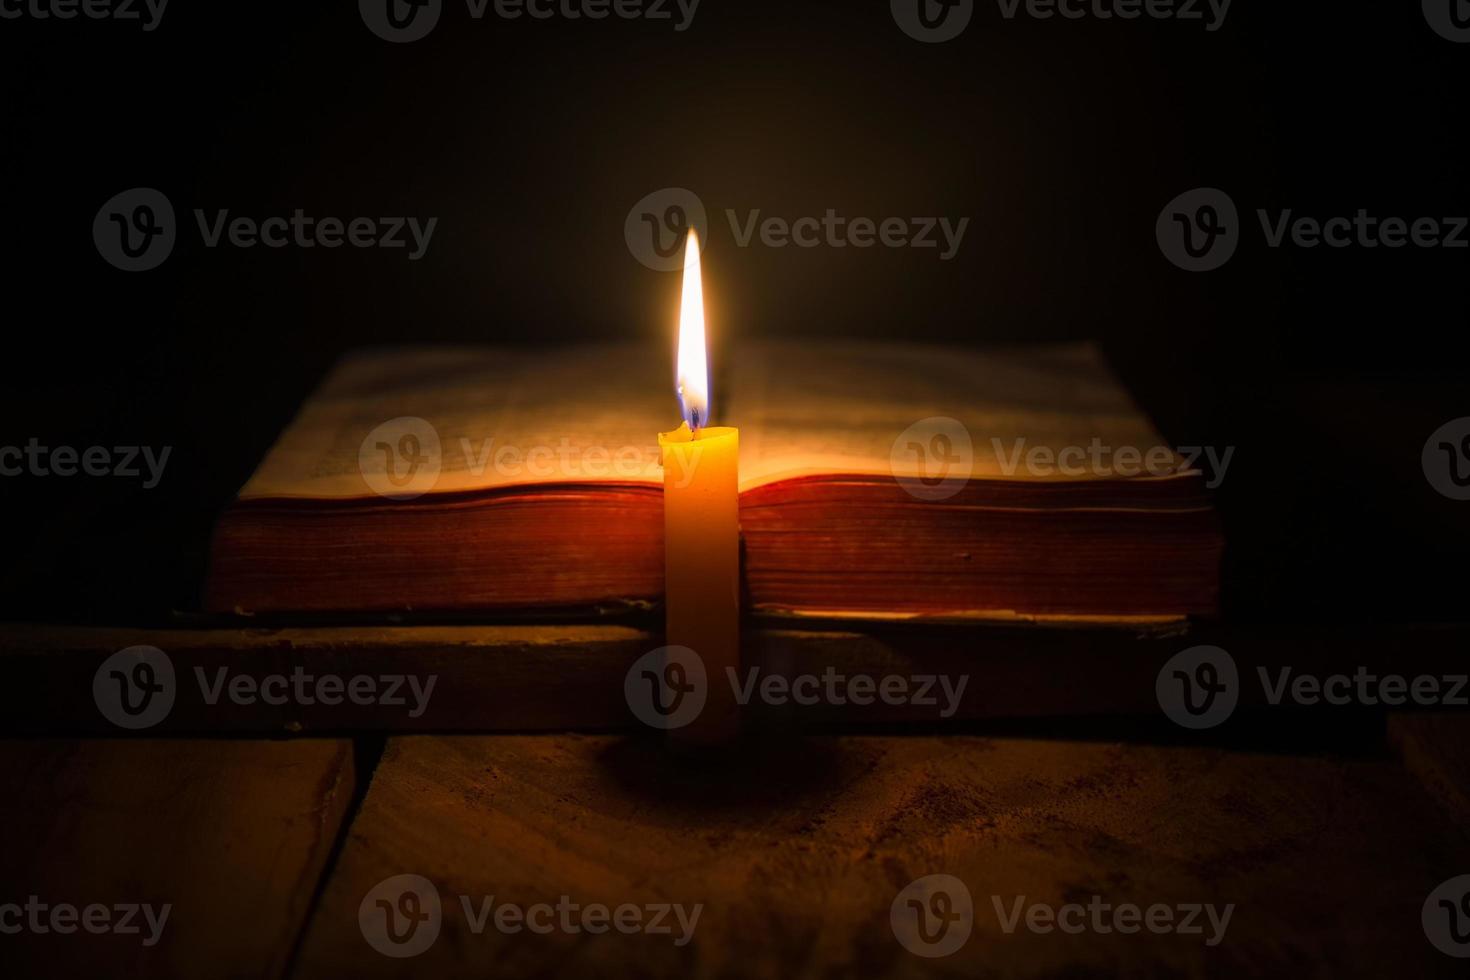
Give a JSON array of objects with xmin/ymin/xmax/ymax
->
[{"xmin": 658, "ymin": 230, "xmax": 740, "ymax": 743}]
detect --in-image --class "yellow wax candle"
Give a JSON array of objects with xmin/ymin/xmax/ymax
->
[{"xmin": 657, "ymin": 230, "xmax": 740, "ymax": 744}]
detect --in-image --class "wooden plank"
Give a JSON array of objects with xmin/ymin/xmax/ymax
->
[
  {"xmin": 0, "ymin": 624, "xmax": 649, "ymax": 734},
  {"xmin": 2, "ymin": 621, "xmax": 1467, "ymax": 734},
  {"xmin": 0, "ymin": 738, "xmax": 355, "ymax": 980},
  {"xmin": 293, "ymin": 734, "xmax": 1468, "ymax": 978},
  {"xmin": 1390, "ymin": 713, "xmax": 1470, "ymax": 837}
]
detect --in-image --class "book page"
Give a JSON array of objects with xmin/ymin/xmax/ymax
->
[
  {"xmin": 238, "ymin": 340, "xmax": 1186, "ymax": 500},
  {"xmin": 730, "ymin": 340, "xmax": 1185, "ymax": 489},
  {"xmin": 239, "ymin": 344, "xmax": 673, "ymax": 499}
]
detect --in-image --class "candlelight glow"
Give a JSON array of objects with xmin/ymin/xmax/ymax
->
[{"xmin": 676, "ymin": 229, "xmax": 709, "ymax": 429}]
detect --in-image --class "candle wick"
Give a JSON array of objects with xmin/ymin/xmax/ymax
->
[{"xmin": 690, "ymin": 406, "xmax": 701, "ymax": 432}]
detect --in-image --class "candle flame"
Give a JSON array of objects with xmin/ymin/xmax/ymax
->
[{"xmin": 676, "ymin": 229, "xmax": 709, "ymax": 430}]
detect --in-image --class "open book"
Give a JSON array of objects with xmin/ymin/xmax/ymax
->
[{"xmin": 205, "ymin": 341, "xmax": 1222, "ymax": 622}]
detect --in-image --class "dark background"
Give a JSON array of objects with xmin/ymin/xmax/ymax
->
[{"xmin": 0, "ymin": 0, "xmax": 1465, "ymax": 625}]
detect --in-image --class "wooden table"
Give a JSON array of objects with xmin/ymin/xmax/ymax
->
[{"xmin": 2, "ymin": 623, "xmax": 1468, "ymax": 978}]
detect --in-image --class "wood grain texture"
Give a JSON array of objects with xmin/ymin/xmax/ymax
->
[
  {"xmin": 0, "ymin": 739, "xmax": 355, "ymax": 980},
  {"xmin": 293, "ymin": 734, "xmax": 1468, "ymax": 979}
]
